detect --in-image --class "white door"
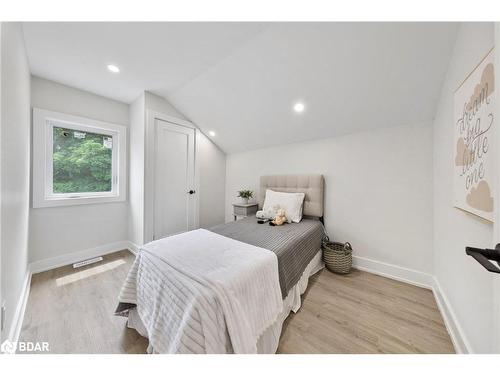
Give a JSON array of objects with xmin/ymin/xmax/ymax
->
[{"xmin": 153, "ymin": 119, "xmax": 196, "ymax": 240}]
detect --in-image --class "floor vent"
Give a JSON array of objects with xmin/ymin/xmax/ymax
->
[{"xmin": 73, "ymin": 256, "xmax": 104, "ymax": 269}]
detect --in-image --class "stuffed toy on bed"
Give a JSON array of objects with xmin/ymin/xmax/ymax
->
[
  {"xmin": 271, "ymin": 208, "xmax": 287, "ymax": 226},
  {"xmin": 256, "ymin": 204, "xmax": 280, "ymax": 220},
  {"xmin": 256, "ymin": 205, "xmax": 288, "ymax": 225}
]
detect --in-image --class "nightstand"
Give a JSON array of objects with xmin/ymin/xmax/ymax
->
[{"xmin": 232, "ymin": 203, "xmax": 258, "ymax": 221}]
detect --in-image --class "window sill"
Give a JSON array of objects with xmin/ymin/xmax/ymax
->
[{"xmin": 33, "ymin": 194, "xmax": 125, "ymax": 208}]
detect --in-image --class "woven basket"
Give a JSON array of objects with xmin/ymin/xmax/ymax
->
[{"xmin": 322, "ymin": 239, "xmax": 353, "ymax": 274}]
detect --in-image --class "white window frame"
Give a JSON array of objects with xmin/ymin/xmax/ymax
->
[{"xmin": 33, "ymin": 108, "xmax": 127, "ymax": 208}]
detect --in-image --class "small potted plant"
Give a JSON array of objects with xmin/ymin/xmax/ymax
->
[{"xmin": 237, "ymin": 190, "xmax": 253, "ymax": 204}]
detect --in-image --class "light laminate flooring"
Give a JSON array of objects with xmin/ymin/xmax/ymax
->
[{"xmin": 20, "ymin": 250, "xmax": 454, "ymax": 354}]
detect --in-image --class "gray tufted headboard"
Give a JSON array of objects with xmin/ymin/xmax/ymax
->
[{"xmin": 259, "ymin": 175, "xmax": 325, "ymax": 218}]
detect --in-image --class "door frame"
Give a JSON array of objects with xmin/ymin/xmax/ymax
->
[{"xmin": 144, "ymin": 110, "xmax": 200, "ymax": 243}]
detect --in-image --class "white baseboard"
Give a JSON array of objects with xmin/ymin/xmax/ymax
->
[
  {"xmin": 127, "ymin": 241, "xmax": 140, "ymax": 255},
  {"xmin": 29, "ymin": 240, "xmax": 131, "ymax": 274},
  {"xmin": 7, "ymin": 270, "xmax": 31, "ymax": 344},
  {"xmin": 352, "ymin": 255, "xmax": 469, "ymax": 354},
  {"xmin": 430, "ymin": 277, "xmax": 472, "ymax": 354},
  {"xmin": 352, "ymin": 255, "xmax": 434, "ymax": 289}
]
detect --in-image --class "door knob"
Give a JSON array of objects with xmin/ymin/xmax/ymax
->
[{"xmin": 188, "ymin": 190, "xmax": 195, "ymax": 195}]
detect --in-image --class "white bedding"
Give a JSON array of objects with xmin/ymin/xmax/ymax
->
[
  {"xmin": 262, "ymin": 189, "xmax": 305, "ymax": 223},
  {"xmin": 119, "ymin": 229, "xmax": 283, "ymax": 354},
  {"xmin": 127, "ymin": 249, "xmax": 325, "ymax": 353}
]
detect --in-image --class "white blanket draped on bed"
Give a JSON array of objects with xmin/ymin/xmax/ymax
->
[{"xmin": 118, "ymin": 229, "xmax": 283, "ymax": 354}]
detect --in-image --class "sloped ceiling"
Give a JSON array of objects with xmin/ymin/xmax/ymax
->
[{"xmin": 22, "ymin": 22, "xmax": 459, "ymax": 153}]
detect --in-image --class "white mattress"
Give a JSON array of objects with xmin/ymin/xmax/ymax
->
[{"xmin": 127, "ymin": 250, "xmax": 324, "ymax": 354}]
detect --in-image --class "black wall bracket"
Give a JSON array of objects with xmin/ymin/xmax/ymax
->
[{"xmin": 465, "ymin": 244, "xmax": 500, "ymax": 273}]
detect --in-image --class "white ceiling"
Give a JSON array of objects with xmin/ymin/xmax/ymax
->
[{"xmin": 22, "ymin": 22, "xmax": 459, "ymax": 153}]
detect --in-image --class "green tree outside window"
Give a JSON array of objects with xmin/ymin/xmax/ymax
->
[{"xmin": 52, "ymin": 126, "xmax": 113, "ymax": 193}]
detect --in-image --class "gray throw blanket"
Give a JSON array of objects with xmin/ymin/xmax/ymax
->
[{"xmin": 210, "ymin": 217, "xmax": 324, "ymax": 298}]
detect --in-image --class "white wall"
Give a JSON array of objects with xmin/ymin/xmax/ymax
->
[
  {"xmin": 145, "ymin": 91, "xmax": 187, "ymax": 120},
  {"xmin": 433, "ymin": 22, "xmax": 495, "ymax": 353},
  {"xmin": 0, "ymin": 23, "xmax": 31, "ymax": 342},
  {"xmin": 128, "ymin": 93, "xmax": 146, "ymax": 246},
  {"xmin": 28, "ymin": 77, "xmax": 130, "ymax": 263},
  {"xmin": 197, "ymin": 132, "xmax": 226, "ymax": 228},
  {"xmin": 226, "ymin": 123, "xmax": 434, "ymax": 274}
]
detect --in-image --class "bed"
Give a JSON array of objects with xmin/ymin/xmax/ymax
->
[{"xmin": 116, "ymin": 174, "xmax": 325, "ymax": 354}]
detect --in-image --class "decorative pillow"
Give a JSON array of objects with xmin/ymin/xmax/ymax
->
[{"xmin": 262, "ymin": 189, "xmax": 305, "ymax": 223}]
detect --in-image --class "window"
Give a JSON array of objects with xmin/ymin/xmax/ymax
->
[{"xmin": 33, "ymin": 109, "xmax": 127, "ymax": 208}]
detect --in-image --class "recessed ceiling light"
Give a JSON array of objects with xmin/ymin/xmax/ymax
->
[
  {"xmin": 107, "ymin": 64, "xmax": 120, "ymax": 73},
  {"xmin": 293, "ymin": 102, "xmax": 305, "ymax": 113},
  {"xmin": 209, "ymin": 131, "xmax": 216, "ymax": 137}
]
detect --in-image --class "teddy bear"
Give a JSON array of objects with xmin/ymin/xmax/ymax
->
[{"xmin": 271, "ymin": 208, "xmax": 287, "ymax": 226}]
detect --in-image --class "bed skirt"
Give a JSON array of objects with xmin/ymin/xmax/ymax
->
[{"xmin": 126, "ymin": 249, "xmax": 324, "ymax": 354}]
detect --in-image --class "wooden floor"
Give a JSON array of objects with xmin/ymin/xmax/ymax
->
[
  {"xmin": 278, "ymin": 269, "xmax": 454, "ymax": 353},
  {"xmin": 20, "ymin": 250, "xmax": 454, "ymax": 354}
]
